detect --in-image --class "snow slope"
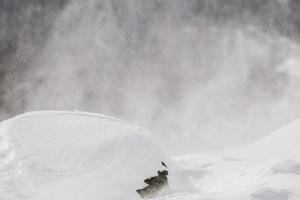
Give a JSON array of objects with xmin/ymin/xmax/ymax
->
[
  {"xmin": 240, "ymin": 118, "xmax": 300, "ymax": 160},
  {"xmin": 1, "ymin": 111, "xmax": 300, "ymax": 200},
  {"xmin": 165, "ymin": 118, "xmax": 300, "ymax": 200},
  {"xmin": 0, "ymin": 111, "xmax": 190, "ymax": 200}
]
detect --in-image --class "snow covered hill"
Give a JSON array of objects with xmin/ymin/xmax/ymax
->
[
  {"xmin": 170, "ymin": 118, "xmax": 300, "ymax": 200},
  {"xmin": 240, "ymin": 118, "xmax": 300, "ymax": 160},
  {"xmin": 0, "ymin": 111, "xmax": 299, "ymax": 200},
  {"xmin": 0, "ymin": 111, "xmax": 190, "ymax": 200}
]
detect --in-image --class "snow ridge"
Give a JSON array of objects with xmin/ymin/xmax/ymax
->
[{"xmin": 0, "ymin": 111, "xmax": 189, "ymax": 200}]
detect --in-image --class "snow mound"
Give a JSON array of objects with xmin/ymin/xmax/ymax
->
[
  {"xmin": 0, "ymin": 111, "xmax": 189, "ymax": 200},
  {"xmin": 272, "ymin": 160, "xmax": 300, "ymax": 175},
  {"xmin": 164, "ymin": 118, "xmax": 300, "ymax": 200},
  {"xmin": 251, "ymin": 188, "xmax": 290, "ymax": 200},
  {"xmin": 241, "ymin": 118, "xmax": 300, "ymax": 159}
]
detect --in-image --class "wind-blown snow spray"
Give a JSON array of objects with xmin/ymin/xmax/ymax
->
[{"xmin": 1, "ymin": 0, "xmax": 300, "ymax": 154}]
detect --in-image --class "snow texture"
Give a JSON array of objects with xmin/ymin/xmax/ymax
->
[
  {"xmin": 0, "ymin": 111, "xmax": 190, "ymax": 200},
  {"xmin": 0, "ymin": 111, "xmax": 300, "ymax": 200},
  {"xmin": 165, "ymin": 118, "xmax": 300, "ymax": 200}
]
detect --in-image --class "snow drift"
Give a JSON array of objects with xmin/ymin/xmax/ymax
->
[
  {"xmin": 0, "ymin": 111, "xmax": 190, "ymax": 200},
  {"xmin": 170, "ymin": 118, "xmax": 300, "ymax": 200},
  {"xmin": 240, "ymin": 118, "xmax": 300, "ymax": 160},
  {"xmin": 1, "ymin": 111, "xmax": 300, "ymax": 200}
]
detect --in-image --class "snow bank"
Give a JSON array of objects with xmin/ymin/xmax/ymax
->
[
  {"xmin": 167, "ymin": 118, "xmax": 300, "ymax": 200},
  {"xmin": 241, "ymin": 118, "xmax": 300, "ymax": 160},
  {"xmin": 0, "ymin": 111, "xmax": 190, "ymax": 200},
  {"xmin": 3, "ymin": 111, "xmax": 299, "ymax": 200}
]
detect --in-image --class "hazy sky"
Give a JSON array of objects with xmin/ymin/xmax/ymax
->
[{"xmin": 1, "ymin": 0, "xmax": 300, "ymax": 154}]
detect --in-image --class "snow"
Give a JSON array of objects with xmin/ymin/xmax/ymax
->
[
  {"xmin": 0, "ymin": 111, "xmax": 300, "ymax": 200},
  {"xmin": 272, "ymin": 160, "xmax": 300, "ymax": 175},
  {"xmin": 165, "ymin": 118, "xmax": 300, "ymax": 200},
  {"xmin": 0, "ymin": 111, "xmax": 191, "ymax": 200}
]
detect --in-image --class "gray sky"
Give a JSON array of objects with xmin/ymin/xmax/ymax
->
[{"xmin": 1, "ymin": 0, "xmax": 300, "ymax": 154}]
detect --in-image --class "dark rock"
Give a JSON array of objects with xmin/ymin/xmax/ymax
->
[{"xmin": 136, "ymin": 163, "xmax": 169, "ymax": 198}]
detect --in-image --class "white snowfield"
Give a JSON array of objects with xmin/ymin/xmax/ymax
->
[
  {"xmin": 0, "ymin": 111, "xmax": 191, "ymax": 200},
  {"xmin": 169, "ymin": 118, "xmax": 300, "ymax": 200},
  {"xmin": 0, "ymin": 111, "xmax": 299, "ymax": 200}
]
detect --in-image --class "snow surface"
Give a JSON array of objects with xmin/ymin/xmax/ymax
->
[
  {"xmin": 166, "ymin": 118, "xmax": 300, "ymax": 200},
  {"xmin": 0, "ymin": 111, "xmax": 191, "ymax": 200},
  {"xmin": 0, "ymin": 111, "xmax": 300, "ymax": 200}
]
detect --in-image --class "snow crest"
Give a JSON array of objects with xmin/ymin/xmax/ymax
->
[
  {"xmin": 0, "ymin": 111, "xmax": 187, "ymax": 200},
  {"xmin": 2, "ymin": 111, "xmax": 300, "ymax": 200}
]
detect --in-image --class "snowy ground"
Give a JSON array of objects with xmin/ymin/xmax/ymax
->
[
  {"xmin": 166, "ymin": 118, "xmax": 300, "ymax": 200},
  {"xmin": 0, "ymin": 111, "xmax": 299, "ymax": 200}
]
